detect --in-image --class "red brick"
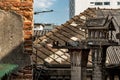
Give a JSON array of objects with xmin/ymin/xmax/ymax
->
[
  {"xmin": 12, "ymin": 2, "xmax": 21, "ymax": 7},
  {"xmin": 23, "ymin": 26, "xmax": 32, "ymax": 30},
  {"xmin": 24, "ymin": 30, "xmax": 33, "ymax": 35},
  {"xmin": 20, "ymin": 7, "xmax": 32, "ymax": 11},
  {"xmin": 11, "ymin": 6, "xmax": 20, "ymax": 10},
  {"xmin": 22, "ymin": 0, "xmax": 33, "ymax": 2},
  {"xmin": 24, "ymin": 22, "xmax": 32, "ymax": 26},
  {"xmin": 24, "ymin": 40, "xmax": 33, "ymax": 45},
  {"xmin": 21, "ymin": 2, "xmax": 32, "ymax": 7},
  {"xmin": 4, "ymin": 0, "xmax": 20, "ymax": 2},
  {"xmin": 24, "ymin": 45, "xmax": 32, "ymax": 49},
  {"xmin": 0, "ymin": 2, "xmax": 4, "ymax": 6},
  {"xmin": 19, "ymin": 11, "xmax": 32, "ymax": 18},
  {"xmin": 24, "ymin": 34, "xmax": 32, "ymax": 40}
]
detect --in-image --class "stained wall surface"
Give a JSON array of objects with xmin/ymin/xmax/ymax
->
[{"xmin": 0, "ymin": 0, "xmax": 33, "ymax": 67}]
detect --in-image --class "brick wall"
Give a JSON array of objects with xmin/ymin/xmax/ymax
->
[{"xmin": 0, "ymin": 0, "xmax": 33, "ymax": 54}]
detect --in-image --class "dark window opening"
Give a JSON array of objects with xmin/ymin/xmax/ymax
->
[
  {"xmin": 90, "ymin": 2, "xmax": 94, "ymax": 4},
  {"xmin": 104, "ymin": 2, "xmax": 110, "ymax": 5},
  {"xmin": 95, "ymin": 2, "xmax": 103, "ymax": 5},
  {"xmin": 117, "ymin": 2, "xmax": 120, "ymax": 5}
]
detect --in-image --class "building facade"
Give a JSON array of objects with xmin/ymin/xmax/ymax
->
[
  {"xmin": 34, "ymin": 23, "xmax": 56, "ymax": 30},
  {"xmin": 69, "ymin": 0, "xmax": 120, "ymax": 18},
  {"xmin": 34, "ymin": 23, "xmax": 57, "ymax": 40}
]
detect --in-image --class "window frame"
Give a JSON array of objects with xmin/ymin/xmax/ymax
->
[
  {"xmin": 104, "ymin": 2, "xmax": 110, "ymax": 5},
  {"xmin": 95, "ymin": 2, "xmax": 103, "ymax": 6},
  {"xmin": 117, "ymin": 2, "xmax": 120, "ymax": 5}
]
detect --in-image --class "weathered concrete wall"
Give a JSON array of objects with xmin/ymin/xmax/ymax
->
[
  {"xmin": 0, "ymin": 0, "xmax": 33, "ymax": 54},
  {"xmin": 0, "ymin": 0, "xmax": 33, "ymax": 67},
  {"xmin": 0, "ymin": 10, "xmax": 30, "ymax": 67}
]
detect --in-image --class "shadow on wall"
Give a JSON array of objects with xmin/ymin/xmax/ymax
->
[
  {"xmin": 0, "ymin": 42, "xmax": 31, "ymax": 68},
  {"xmin": 0, "ymin": 10, "xmax": 31, "ymax": 68}
]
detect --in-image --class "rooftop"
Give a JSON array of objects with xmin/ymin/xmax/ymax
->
[{"xmin": 33, "ymin": 8, "xmax": 120, "ymax": 66}]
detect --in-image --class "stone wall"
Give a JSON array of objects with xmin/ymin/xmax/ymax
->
[{"xmin": 0, "ymin": 0, "xmax": 33, "ymax": 67}]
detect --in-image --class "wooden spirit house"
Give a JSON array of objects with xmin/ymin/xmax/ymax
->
[
  {"xmin": 83, "ymin": 16, "xmax": 118, "ymax": 80},
  {"xmin": 83, "ymin": 16, "xmax": 117, "ymax": 46},
  {"xmin": 52, "ymin": 16, "xmax": 118, "ymax": 80}
]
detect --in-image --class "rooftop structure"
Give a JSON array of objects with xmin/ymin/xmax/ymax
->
[
  {"xmin": 34, "ymin": 23, "xmax": 57, "ymax": 40},
  {"xmin": 69, "ymin": 0, "xmax": 120, "ymax": 18},
  {"xmin": 33, "ymin": 8, "xmax": 120, "ymax": 80}
]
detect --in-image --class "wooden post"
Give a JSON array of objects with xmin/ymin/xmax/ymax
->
[
  {"xmin": 81, "ymin": 49, "xmax": 90, "ymax": 80},
  {"xmin": 92, "ymin": 49, "xmax": 102, "ymax": 80},
  {"xmin": 70, "ymin": 49, "xmax": 81, "ymax": 80},
  {"xmin": 92, "ymin": 47, "xmax": 107, "ymax": 80},
  {"xmin": 109, "ymin": 74, "xmax": 114, "ymax": 80},
  {"xmin": 70, "ymin": 49, "xmax": 89, "ymax": 80},
  {"xmin": 118, "ymin": 74, "xmax": 120, "ymax": 80}
]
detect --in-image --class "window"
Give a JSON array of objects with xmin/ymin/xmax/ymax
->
[
  {"xmin": 117, "ymin": 2, "xmax": 120, "ymax": 5},
  {"xmin": 90, "ymin": 2, "xmax": 94, "ymax": 4},
  {"xmin": 95, "ymin": 2, "xmax": 103, "ymax": 5},
  {"xmin": 90, "ymin": 2, "xmax": 94, "ymax": 6},
  {"xmin": 104, "ymin": 2, "xmax": 110, "ymax": 5}
]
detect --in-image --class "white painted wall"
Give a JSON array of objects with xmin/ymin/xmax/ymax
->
[
  {"xmin": 72, "ymin": 0, "xmax": 120, "ymax": 15},
  {"xmin": 75, "ymin": 0, "xmax": 89, "ymax": 15}
]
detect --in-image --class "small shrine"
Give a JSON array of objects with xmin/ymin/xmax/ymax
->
[
  {"xmin": 52, "ymin": 16, "xmax": 118, "ymax": 80},
  {"xmin": 83, "ymin": 16, "xmax": 118, "ymax": 80},
  {"xmin": 83, "ymin": 16, "xmax": 117, "ymax": 46}
]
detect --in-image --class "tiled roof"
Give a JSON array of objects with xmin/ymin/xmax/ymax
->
[{"xmin": 33, "ymin": 8, "xmax": 120, "ymax": 65}]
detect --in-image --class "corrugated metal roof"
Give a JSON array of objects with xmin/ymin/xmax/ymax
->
[
  {"xmin": 34, "ymin": 30, "xmax": 51, "ymax": 38},
  {"xmin": 0, "ymin": 64, "xmax": 18, "ymax": 78}
]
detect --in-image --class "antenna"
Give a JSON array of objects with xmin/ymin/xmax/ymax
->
[{"xmin": 34, "ymin": 10, "xmax": 54, "ymax": 15}]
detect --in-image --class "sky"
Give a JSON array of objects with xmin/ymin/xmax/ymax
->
[{"xmin": 34, "ymin": 0, "xmax": 69, "ymax": 25}]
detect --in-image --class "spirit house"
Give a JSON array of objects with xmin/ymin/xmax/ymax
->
[
  {"xmin": 83, "ymin": 16, "xmax": 116, "ymax": 46},
  {"xmin": 83, "ymin": 16, "xmax": 118, "ymax": 80},
  {"xmin": 52, "ymin": 16, "xmax": 118, "ymax": 80}
]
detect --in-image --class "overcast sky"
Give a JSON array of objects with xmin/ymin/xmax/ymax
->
[{"xmin": 34, "ymin": 0, "xmax": 69, "ymax": 25}]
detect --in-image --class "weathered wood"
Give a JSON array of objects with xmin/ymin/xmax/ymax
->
[
  {"xmin": 92, "ymin": 47, "xmax": 107, "ymax": 80},
  {"xmin": 81, "ymin": 49, "xmax": 90, "ymax": 80},
  {"xmin": 70, "ymin": 49, "xmax": 89, "ymax": 80},
  {"xmin": 70, "ymin": 50, "xmax": 81, "ymax": 80},
  {"xmin": 109, "ymin": 75, "xmax": 114, "ymax": 80}
]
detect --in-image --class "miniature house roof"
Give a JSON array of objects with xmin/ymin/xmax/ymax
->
[
  {"xmin": 86, "ymin": 17, "xmax": 107, "ymax": 27},
  {"xmin": 83, "ymin": 16, "xmax": 116, "ymax": 30}
]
